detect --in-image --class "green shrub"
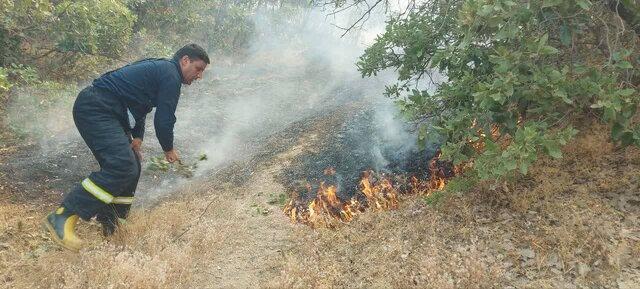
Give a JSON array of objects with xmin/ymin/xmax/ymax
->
[
  {"xmin": 53, "ymin": 0, "xmax": 136, "ymax": 58},
  {"xmin": 357, "ymin": 0, "xmax": 639, "ymax": 183}
]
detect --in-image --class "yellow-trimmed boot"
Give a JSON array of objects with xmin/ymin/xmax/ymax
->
[{"xmin": 43, "ymin": 206, "xmax": 84, "ymax": 251}]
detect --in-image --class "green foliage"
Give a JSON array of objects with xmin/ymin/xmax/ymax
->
[
  {"xmin": 210, "ymin": 3, "xmax": 256, "ymax": 53},
  {"xmin": 53, "ymin": 0, "xmax": 136, "ymax": 58},
  {"xmin": 148, "ymin": 155, "xmax": 171, "ymax": 172},
  {"xmin": 267, "ymin": 193, "xmax": 288, "ymax": 206},
  {"xmin": 128, "ymin": 0, "xmax": 272, "ymax": 55},
  {"xmin": 443, "ymin": 174, "xmax": 479, "ymax": 194},
  {"xmin": 1, "ymin": 0, "xmax": 135, "ymax": 79},
  {"xmin": 5, "ymin": 64, "xmax": 39, "ymax": 85},
  {"xmin": 1, "ymin": 0, "xmax": 309, "ymax": 82},
  {"xmin": 0, "ymin": 63, "xmax": 39, "ymax": 102},
  {"xmin": 472, "ymin": 123, "xmax": 578, "ymax": 179},
  {"xmin": 423, "ymin": 191, "xmax": 446, "ymax": 206},
  {"xmin": 357, "ymin": 0, "xmax": 640, "ymax": 183},
  {"xmin": 1, "ymin": 0, "xmax": 55, "ymax": 65},
  {"xmin": 147, "ymin": 155, "xmax": 208, "ymax": 178},
  {"xmin": 127, "ymin": 0, "xmax": 204, "ymax": 56}
]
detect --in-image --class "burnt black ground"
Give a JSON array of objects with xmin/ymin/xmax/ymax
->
[
  {"xmin": 0, "ymin": 138, "xmax": 92, "ymax": 204},
  {"xmin": 276, "ymin": 103, "xmax": 436, "ymax": 202}
]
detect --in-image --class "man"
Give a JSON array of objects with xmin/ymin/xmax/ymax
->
[{"xmin": 43, "ymin": 44, "xmax": 209, "ymax": 251}]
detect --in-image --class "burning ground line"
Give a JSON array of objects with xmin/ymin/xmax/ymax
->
[{"xmin": 283, "ymin": 152, "xmax": 459, "ymax": 228}]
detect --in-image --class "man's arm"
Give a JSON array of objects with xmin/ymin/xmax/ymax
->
[
  {"xmin": 131, "ymin": 115, "xmax": 146, "ymax": 140},
  {"xmin": 154, "ymin": 72, "xmax": 181, "ymax": 162}
]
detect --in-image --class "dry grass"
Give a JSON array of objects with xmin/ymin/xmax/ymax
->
[
  {"xmin": 265, "ymin": 123, "xmax": 640, "ymax": 288},
  {"xmin": 1, "ymin": 123, "xmax": 639, "ymax": 288},
  {"xmin": 268, "ymin": 200, "xmax": 505, "ymax": 289},
  {"xmin": 1, "ymin": 191, "xmax": 235, "ymax": 288}
]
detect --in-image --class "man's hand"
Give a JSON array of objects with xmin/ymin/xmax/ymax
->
[
  {"xmin": 164, "ymin": 148, "xmax": 179, "ymax": 163},
  {"xmin": 131, "ymin": 138, "xmax": 143, "ymax": 161}
]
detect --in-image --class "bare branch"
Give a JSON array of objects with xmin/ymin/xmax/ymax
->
[
  {"xmin": 335, "ymin": 0, "xmax": 385, "ymax": 37},
  {"xmin": 33, "ymin": 46, "xmax": 127, "ymax": 63},
  {"xmin": 325, "ymin": 1, "xmax": 360, "ymax": 17}
]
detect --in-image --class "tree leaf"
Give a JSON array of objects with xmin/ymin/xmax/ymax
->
[
  {"xmin": 618, "ymin": 88, "xmax": 636, "ymax": 97},
  {"xmin": 560, "ymin": 24, "xmax": 571, "ymax": 47},
  {"xmin": 611, "ymin": 122, "xmax": 625, "ymax": 139},
  {"xmin": 544, "ymin": 141, "xmax": 563, "ymax": 159},
  {"xmin": 616, "ymin": 61, "xmax": 633, "ymax": 69},
  {"xmin": 540, "ymin": 45, "xmax": 559, "ymax": 55},
  {"xmin": 554, "ymin": 89, "xmax": 572, "ymax": 104},
  {"xmin": 504, "ymin": 158, "xmax": 518, "ymax": 171},
  {"xmin": 577, "ymin": 0, "xmax": 592, "ymax": 10},
  {"xmin": 478, "ymin": 4, "xmax": 494, "ymax": 17}
]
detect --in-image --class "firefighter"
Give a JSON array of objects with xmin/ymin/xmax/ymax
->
[{"xmin": 43, "ymin": 44, "xmax": 209, "ymax": 251}]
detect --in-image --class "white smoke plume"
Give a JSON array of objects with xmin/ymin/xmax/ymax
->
[{"xmin": 5, "ymin": 5, "xmax": 427, "ymax": 203}]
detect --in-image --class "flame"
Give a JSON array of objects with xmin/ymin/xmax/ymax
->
[
  {"xmin": 471, "ymin": 124, "xmax": 504, "ymax": 151},
  {"xmin": 427, "ymin": 153, "xmax": 447, "ymax": 191},
  {"xmin": 283, "ymin": 151, "xmax": 461, "ymax": 227},
  {"xmin": 283, "ymin": 122, "xmax": 506, "ymax": 227},
  {"xmin": 359, "ymin": 171, "xmax": 399, "ymax": 210}
]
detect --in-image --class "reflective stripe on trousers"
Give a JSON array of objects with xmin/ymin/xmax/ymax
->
[{"xmin": 81, "ymin": 178, "xmax": 135, "ymax": 205}]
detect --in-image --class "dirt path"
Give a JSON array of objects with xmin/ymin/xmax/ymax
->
[
  {"xmin": 190, "ymin": 164, "xmax": 295, "ymax": 287},
  {"xmin": 181, "ymin": 100, "xmax": 366, "ymax": 287}
]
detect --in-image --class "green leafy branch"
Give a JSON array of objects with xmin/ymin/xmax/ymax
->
[{"xmin": 147, "ymin": 153, "xmax": 208, "ymax": 178}]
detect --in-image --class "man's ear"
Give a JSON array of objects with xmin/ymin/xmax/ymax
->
[{"xmin": 181, "ymin": 55, "xmax": 191, "ymax": 64}]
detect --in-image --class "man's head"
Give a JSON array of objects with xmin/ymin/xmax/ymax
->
[{"xmin": 173, "ymin": 44, "xmax": 210, "ymax": 85}]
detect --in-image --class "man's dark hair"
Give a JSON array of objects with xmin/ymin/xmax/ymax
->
[{"xmin": 173, "ymin": 44, "xmax": 210, "ymax": 64}]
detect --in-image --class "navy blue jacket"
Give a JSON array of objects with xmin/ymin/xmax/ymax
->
[{"xmin": 92, "ymin": 58, "xmax": 183, "ymax": 152}]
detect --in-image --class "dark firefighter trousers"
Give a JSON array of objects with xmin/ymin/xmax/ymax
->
[{"xmin": 62, "ymin": 85, "xmax": 141, "ymax": 226}]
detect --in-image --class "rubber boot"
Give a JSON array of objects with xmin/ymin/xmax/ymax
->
[{"xmin": 43, "ymin": 206, "xmax": 84, "ymax": 251}]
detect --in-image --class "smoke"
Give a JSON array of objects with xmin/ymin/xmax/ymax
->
[
  {"xmin": 4, "ymin": 4, "xmax": 432, "ymax": 203},
  {"xmin": 370, "ymin": 95, "xmax": 418, "ymax": 170},
  {"xmin": 173, "ymin": 9, "xmax": 374, "ymax": 165},
  {"xmin": 130, "ymin": 6, "xmax": 430, "ymax": 200},
  {"xmin": 5, "ymin": 82, "xmax": 80, "ymax": 152}
]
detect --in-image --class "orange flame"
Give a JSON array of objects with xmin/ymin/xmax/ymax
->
[
  {"xmin": 284, "ymin": 121, "xmax": 499, "ymax": 227},
  {"xmin": 283, "ymin": 152, "xmax": 463, "ymax": 227},
  {"xmin": 359, "ymin": 171, "xmax": 399, "ymax": 210}
]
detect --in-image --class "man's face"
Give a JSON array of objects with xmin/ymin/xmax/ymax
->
[{"xmin": 179, "ymin": 56, "xmax": 208, "ymax": 85}]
